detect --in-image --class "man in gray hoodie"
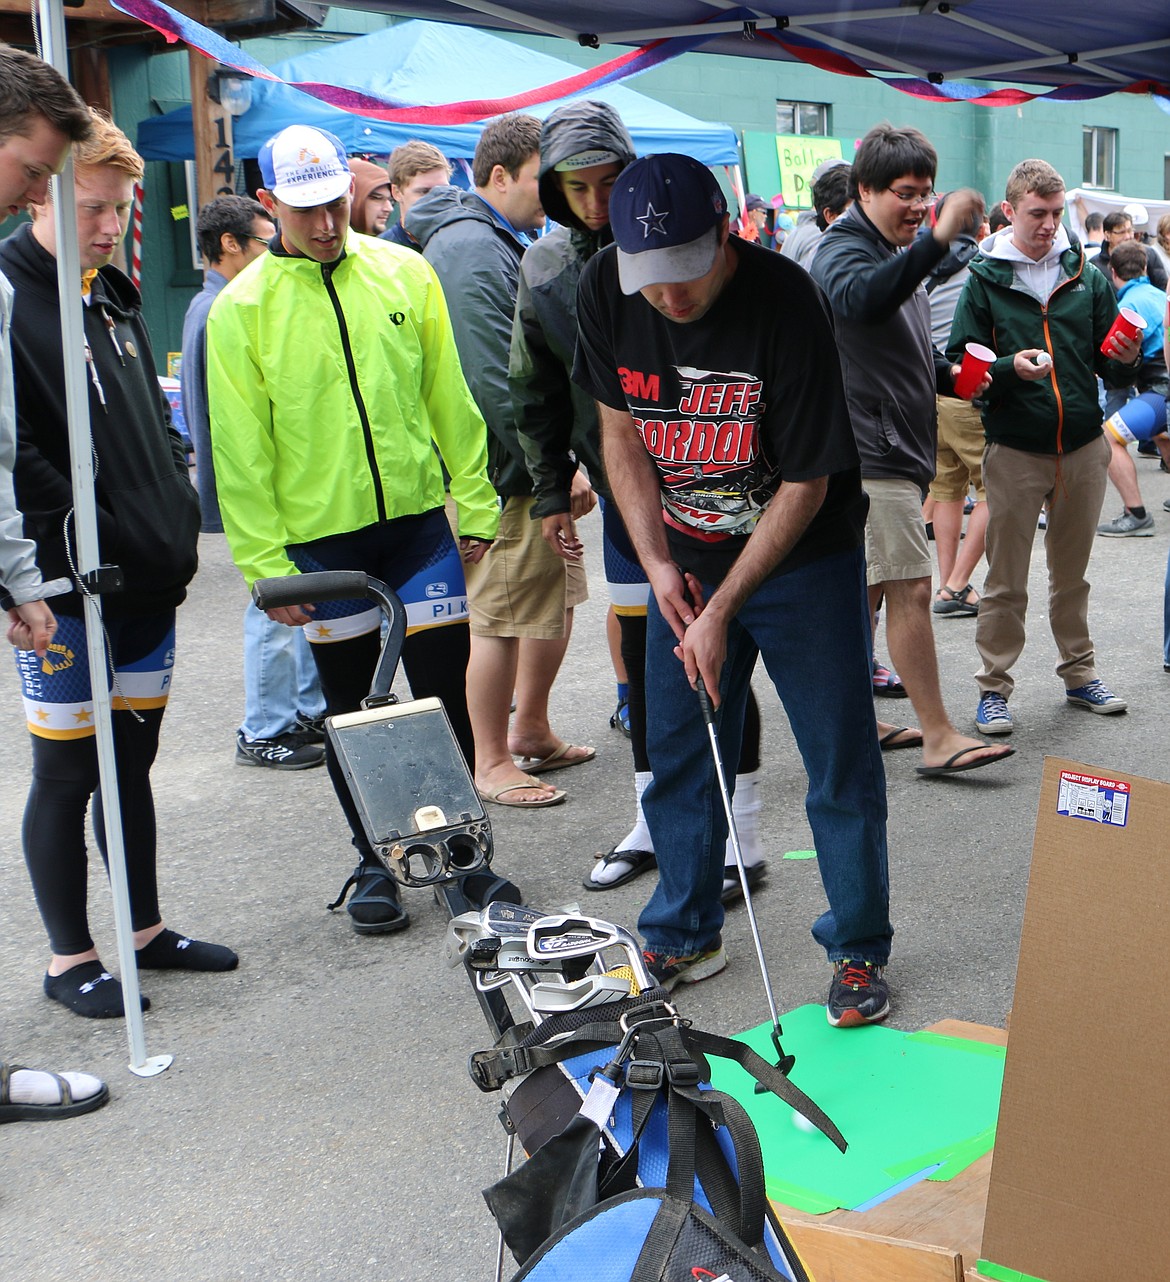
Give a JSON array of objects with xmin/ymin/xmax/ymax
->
[{"xmin": 407, "ymin": 114, "xmax": 594, "ymax": 809}]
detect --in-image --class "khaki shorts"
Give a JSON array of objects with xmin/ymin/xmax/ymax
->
[
  {"xmin": 929, "ymin": 396, "xmax": 987, "ymax": 503},
  {"xmin": 863, "ymin": 477, "xmax": 933, "ymax": 586},
  {"xmin": 465, "ymin": 495, "xmax": 587, "ymax": 638}
]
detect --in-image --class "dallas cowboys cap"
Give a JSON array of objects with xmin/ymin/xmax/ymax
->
[
  {"xmin": 609, "ymin": 153, "xmax": 728, "ymax": 294},
  {"xmin": 259, "ymin": 125, "xmax": 352, "ymax": 208}
]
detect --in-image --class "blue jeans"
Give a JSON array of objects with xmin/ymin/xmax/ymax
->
[
  {"xmin": 1164, "ymin": 544, "xmax": 1170, "ymax": 668},
  {"xmin": 639, "ymin": 547, "xmax": 892, "ymax": 964},
  {"xmin": 240, "ymin": 602, "xmax": 325, "ymax": 741}
]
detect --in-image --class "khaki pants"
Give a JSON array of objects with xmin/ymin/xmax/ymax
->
[{"xmin": 976, "ymin": 435, "xmax": 1109, "ymax": 697}]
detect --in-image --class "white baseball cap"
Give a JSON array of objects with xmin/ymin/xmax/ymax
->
[
  {"xmin": 1123, "ymin": 202, "xmax": 1149, "ymax": 227},
  {"xmin": 259, "ymin": 125, "xmax": 352, "ymax": 208}
]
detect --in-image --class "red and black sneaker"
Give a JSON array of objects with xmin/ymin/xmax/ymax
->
[
  {"xmin": 643, "ymin": 935, "xmax": 727, "ymax": 992},
  {"xmin": 826, "ymin": 959, "xmax": 890, "ymax": 1028}
]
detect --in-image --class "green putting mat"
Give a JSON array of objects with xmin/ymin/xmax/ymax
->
[{"xmin": 707, "ymin": 1004, "xmax": 1005, "ymax": 1214}]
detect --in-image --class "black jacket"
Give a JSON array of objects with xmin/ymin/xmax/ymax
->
[
  {"xmin": 510, "ymin": 100, "xmax": 637, "ymax": 516},
  {"xmin": 0, "ymin": 224, "xmax": 199, "ymax": 616},
  {"xmin": 811, "ymin": 204, "xmax": 953, "ymax": 492}
]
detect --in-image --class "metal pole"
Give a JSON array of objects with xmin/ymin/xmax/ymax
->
[{"xmin": 37, "ymin": 0, "xmax": 171, "ymax": 1078}]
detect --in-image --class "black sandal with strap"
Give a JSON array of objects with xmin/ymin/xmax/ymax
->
[{"xmin": 328, "ymin": 862, "xmax": 410, "ymax": 934}]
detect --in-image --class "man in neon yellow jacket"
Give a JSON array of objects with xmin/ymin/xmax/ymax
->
[{"xmin": 207, "ymin": 125, "xmax": 499, "ymax": 937}]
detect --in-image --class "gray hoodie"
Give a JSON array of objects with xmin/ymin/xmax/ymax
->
[{"xmin": 0, "ymin": 268, "xmax": 69, "ymax": 610}]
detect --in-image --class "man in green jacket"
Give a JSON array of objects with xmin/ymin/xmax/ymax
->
[
  {"xmin": 949, "ymin": 158, "xmax": 1141, "ymax": 736},
  {"xmin": 207, "ymin": 124, "xmax": 499, "ymax": 936}
]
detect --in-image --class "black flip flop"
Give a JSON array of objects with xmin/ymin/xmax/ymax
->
[
  {"xmin": 916, "ymin": 745, "xmax": 1016, "ymax": 777},
  {"xmin": 879, "ymin": 726, "xmax": 924, "ymax": 751},
  {"xmin": 721, "ymin": 861, "xmax": 767, "ymax": 904},
  {"xmin": 583, "ymin": 847, "xmax": 656, "ymax": 891}
]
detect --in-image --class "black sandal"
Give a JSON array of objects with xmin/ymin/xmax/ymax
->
[
  {"xmin": 328, "ymin": 863, "xmax": 410, "ymax": 934},
  {"xmin": 932, "ymin": 584, "xmax": 980, "ymax": 616},
  {"xmin": 583, "ymin": 847, "xmax": 656, "ymax": 890}
]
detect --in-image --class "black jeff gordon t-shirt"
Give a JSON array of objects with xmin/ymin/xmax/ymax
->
[{"xmin": 572, "ymin": 236, "xmax": 866, "ymax": 583}]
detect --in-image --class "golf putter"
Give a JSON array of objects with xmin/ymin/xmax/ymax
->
[{"xmin": 695, "ymin": 674, "xmax": 795, "ymax": 1079}]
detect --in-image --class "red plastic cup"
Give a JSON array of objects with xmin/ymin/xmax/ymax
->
[
  {"xmin": 953, "ymin": 342, "xmax": 996, "ymax": 400},
  {"xmin": 1100, "ymin": 306, "xmax": 1147, "ymax": 357}
]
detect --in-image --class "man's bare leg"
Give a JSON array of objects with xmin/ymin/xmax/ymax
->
[
  {"xmin": 467, "ymin": 633, "xmax": 556, "ymax": 802},
  {"xmin": 1106, "ymin": 437, "xmax": 1144, "ymax": 510},
  {"xmin": 509, "ymin": 608, "xmax": 594, "ymax": 766},
  {"xmin": 936, "ymin": 499, "xmax": 989, "ymax": 597},
  {"xmin": 882, "ymin": 576, "xmax": 1009, "ymax": 769}
]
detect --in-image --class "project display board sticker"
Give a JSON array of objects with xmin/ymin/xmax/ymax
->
[{"xmin": 1056, "ymin": 769, "xmax": 1129, "ymax": 827}]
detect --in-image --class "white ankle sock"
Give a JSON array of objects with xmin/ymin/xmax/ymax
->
[
  {"xmin": 724, "ymin": 770, "xmax": 764, "ymax": 870},
  {"xmin": 7, "ymin": 1067, "xmax": 104, "ymax": 1106},
  {"xmin": 614, "ymin": 771, "xmax": 654, "ymax": 854}
]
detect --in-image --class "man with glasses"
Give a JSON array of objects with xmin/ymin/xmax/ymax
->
[{"xmin": 812, "ymin": 124, "xmax": 1013, "ymax": 778}]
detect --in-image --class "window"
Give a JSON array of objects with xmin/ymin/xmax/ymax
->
[
  {"xmin": 776, "ymin": 101, "xmax": 830, "ymax": 137},
  {"xmin": 1082, "ymin": 126, "xmax": 1117, "ymax": 189}
]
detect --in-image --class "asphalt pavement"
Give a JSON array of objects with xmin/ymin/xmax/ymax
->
[{"xmin": 3, "ymin": 480, "xmax": 1168, "ymax": 1281}]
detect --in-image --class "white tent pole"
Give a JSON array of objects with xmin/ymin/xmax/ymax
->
[{"xmin": 37, "ymin": 0, "xmax": 172, "ymax": 1079}]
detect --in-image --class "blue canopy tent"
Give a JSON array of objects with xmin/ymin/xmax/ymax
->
[{"xmin": 136, "ymin": 19, "xmax": 740, "ymax": 165}]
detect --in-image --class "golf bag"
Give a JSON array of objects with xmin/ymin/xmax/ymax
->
[{"xmin": 458, "ymin": 913, "xmax": 845, "ymax": 1282}]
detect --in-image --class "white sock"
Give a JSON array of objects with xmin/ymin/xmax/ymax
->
[
  {"xmin": 6, "ymin": 1067, "xmax": 105, "ymax": 1106},
  {"xmin": 589, "ymin": 773, "xmax": 655, "ymax": 887},
  {"xmin": 724, "ymin": 770, "xmax": 764, "ymax": 870},
  {"xmin": 614, "ymin": 771, "xmax": 654, "ymax": 854}
]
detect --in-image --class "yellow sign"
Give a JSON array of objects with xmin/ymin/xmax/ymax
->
[
  {"xmin": 167, "ymin": 352, "xmax": 183, "ymax": 379},
  {"xmin": 774, "ymin": 136, "xmax": 845, "ymax": 209},
  {"xmin": 171, "ymin": 204, "xmax": 190, "ymax": 222}
]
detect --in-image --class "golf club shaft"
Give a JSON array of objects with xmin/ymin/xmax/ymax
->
[{"xmin": 696, "ymin": 676, "xmax": 783, "ymax": 1035}]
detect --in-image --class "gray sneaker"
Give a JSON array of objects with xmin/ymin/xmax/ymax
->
[
  {"xmin": 1097, "ymin": 510, "xmax": 1154, "ymax": 537},
  {"xmin": 236, "ymin": 731, "xmax": 325, "ymax": 770}
]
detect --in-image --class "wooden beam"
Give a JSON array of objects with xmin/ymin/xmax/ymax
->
[
  {"xmin": 783, "ymin": 1220, "xmax": 965, "ymax": 1282},
  {"xmin": 72, "ymin": 46, "xmax": 112, "ymax": 113},
  {"xmin": 188, "ymin": 47, "xmax": 237, "ymax": 217}
]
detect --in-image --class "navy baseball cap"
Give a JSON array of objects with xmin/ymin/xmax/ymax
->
[
  {"xmin": 610, "ymin": 153, "xmax": 728, "ymax": 294},
  {"xmin": 259, "ymin": 125, "xmax": 351, "ymax": 208}
]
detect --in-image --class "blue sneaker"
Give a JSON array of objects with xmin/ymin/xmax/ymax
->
[
  {"xmin": 1066, "ymin": 680, "xmax": 1127, "ymax": 715},
  {"xmin": 975, "ymin": 692, "xmax": 1013, "ymax": 735}
]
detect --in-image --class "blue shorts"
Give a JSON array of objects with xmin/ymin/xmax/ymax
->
[
  {"xmin": 14, "ymin": 611, "xmax": 176, "ymax": 739},
  {"xmin": 601, "ymin": 497, "xmax": 649, "ymax": 616},
  {"xmin": 287, "ymin": 509, "xmax": 468, "ymax": 644}
]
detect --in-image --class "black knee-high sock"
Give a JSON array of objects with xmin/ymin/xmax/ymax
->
[{"xmin": 617, "ymin": 613, "xmax": 649, "ymax": 774}]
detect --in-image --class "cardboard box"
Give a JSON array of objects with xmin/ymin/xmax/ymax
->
[{"xmin": 978, "ymin": 757, "xmax": 1170, "ymax": 1282}]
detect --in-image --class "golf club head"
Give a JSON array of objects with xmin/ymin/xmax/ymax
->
[
  {"xmin": 529, "ymin": 973, "xmax": 632, "ymax": 1014},
  {"xmin": 483, "ymin": 901, "xmax": 551, "ymax": 937},
  {"xmin": 526, "ymin": 914, "xmax": 622, "ymax": 962}
]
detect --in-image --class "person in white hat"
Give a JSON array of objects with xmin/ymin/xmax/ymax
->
[{"xmin": 206, "ymin": 124, "xmax": 500, "ymax": 936}]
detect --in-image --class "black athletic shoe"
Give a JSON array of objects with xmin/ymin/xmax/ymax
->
[
  {"xmin": 642, "ymin": 935, "xmax": 726, "ymax": 991},
  {"xmin": 826, "ymin": 959, "xmax": 890, "ymax": 1028},
  {"xmin": 294, "ymin": 713, "xmax": 328, "ymax": 745},
  {"xmin": 235, "ymin": 731, "xmax": 325, "ymax": 770}
]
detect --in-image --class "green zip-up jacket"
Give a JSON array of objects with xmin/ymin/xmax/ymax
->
[
  {"xmin": 948, "ymin": 237, "xmax": 1139, "ymax": 456},
  {"xmin": 206, "ymin": 230, "xmax": 498, "ymax": 588}
]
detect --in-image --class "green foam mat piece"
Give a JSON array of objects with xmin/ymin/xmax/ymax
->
[
  {"xmin": 707, "ymin": 1004, "xmax": 1005, "ymax": 1214},
  {"xmin": 976, "ymin": 1260, "xmax": 1051, "ymax": 1282}
]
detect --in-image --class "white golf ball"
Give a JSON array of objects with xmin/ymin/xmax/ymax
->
[
  {"xmin": 1035, "ymin": 352, "xmax": 1052, "ymax": 367},
  {"xmin": 791, "ymin": 1112, "xmax": 817, "ymax": 1133}
]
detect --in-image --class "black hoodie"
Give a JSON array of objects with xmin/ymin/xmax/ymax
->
[
  {"xmin": 0, "ymin": 224, "xmax": 199, "ymax": 616},
  {"xmin": 509, "ymin": 100, "xmax": 636, "ymax": 516}
]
